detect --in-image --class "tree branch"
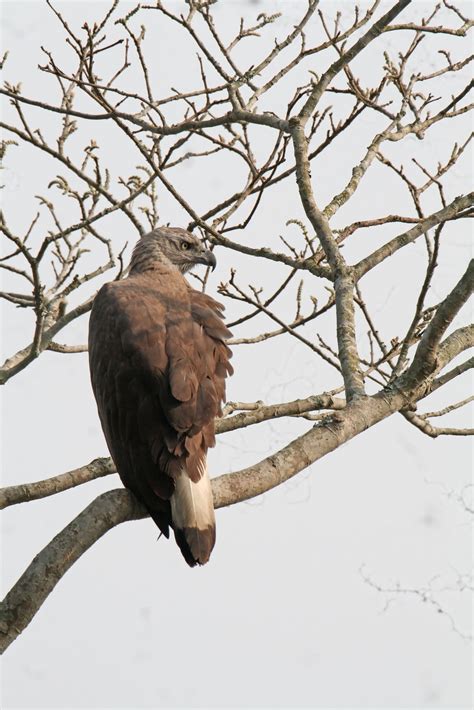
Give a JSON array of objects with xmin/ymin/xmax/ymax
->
[
  {"xmin": 437, "ymin": 324, "xmax": 474, "ymax": 371},
  {"xmin": 291, "ymin": 120, "xmax": 365, "ymax": 399},
  {"xmin": 0, "ymin": 305, "xmax": 470, "ymax": 652},
  {"xmin": 0, "ymin": 458, "xmax": 116, "ymax": 509},
  {"xmin": 0, "ymin": 393, "xmax": 346, "ymax": 509},
  {"xmin": 1, "ymin": 385, "xmax": 411, "ymax": 654},
  {"xmin": 0, "ymin": 489, "xmax": 145, "ymax": 654},
  {"xmin": 403, "ymin": 410, "xmax": 473, "ymax": 438},
  {"xmin": 0, "ymin": 296, "xmax": 95, "ymax": 385},
  {"xmin": 406, "ymin": 260, "xmax": 473, "ymax": 384},
  {"xmin": 354, "ymin": 193, "xmax": 474, "ymax": 279},
  {"xmin": 299, "ymin": 0, "xmax": 411, "ymax": 120}
]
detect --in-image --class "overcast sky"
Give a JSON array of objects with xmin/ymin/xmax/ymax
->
[{"xmin": 1, "ymin": 1, "xmax": 472, "ymax": 709}]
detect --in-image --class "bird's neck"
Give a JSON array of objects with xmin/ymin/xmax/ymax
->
[{"xmin": 129, "ymin": 239, "xmax": 174, "ymax": 275}]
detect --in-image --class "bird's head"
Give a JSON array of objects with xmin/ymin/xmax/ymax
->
[{"xmin": 130, "ymin": 226, "xmax": 216, "ymax": 275}]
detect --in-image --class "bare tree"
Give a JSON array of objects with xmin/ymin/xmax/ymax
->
[{"xmin": 0, "ymin": 0, "xmax": 472, "ymax": 654}]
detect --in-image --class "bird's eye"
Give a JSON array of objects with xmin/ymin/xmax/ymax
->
[{"xmin": 181, "ymin": 241, "xmax": 191, "ymax": 251}]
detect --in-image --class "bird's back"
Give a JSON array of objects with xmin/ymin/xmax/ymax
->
[{"xmin": 88, "ymin": 263, "xmax": 232, "ymax": 564}]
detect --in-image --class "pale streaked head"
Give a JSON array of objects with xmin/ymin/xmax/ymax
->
[{"xmin": 130, "ymin": 226, "xmax": 216, "ymax": 275}]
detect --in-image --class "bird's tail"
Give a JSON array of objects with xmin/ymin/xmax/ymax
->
[{"xmin": 170, "ymin": 458, "xmax": 216, "ymax": 566}]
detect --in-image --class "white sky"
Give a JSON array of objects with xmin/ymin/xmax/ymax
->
[{"xmin": 0, "ymin": 1, "xmax": 472, "ymax": 709}]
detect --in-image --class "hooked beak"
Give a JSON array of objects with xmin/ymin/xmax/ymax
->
[{"xmin": 196, "ymin": 250, "xmax": 217, "ymax": 271}]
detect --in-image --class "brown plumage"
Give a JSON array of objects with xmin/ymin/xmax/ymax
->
[{"xmin": 88, "ymin": 227, "xmax": 233, "ymax": 566}]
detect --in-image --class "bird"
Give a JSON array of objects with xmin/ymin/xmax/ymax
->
[{"xmin": 88, "ymin": 226, "xmax": 233, "ymax": 566}]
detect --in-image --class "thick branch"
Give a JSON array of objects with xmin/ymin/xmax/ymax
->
[
  {"xmin": 0, "ymin": 393, "xmax": 346, "ymax": 509},
  {"xmin": 431, "ymin": 356, "xmax": 473, "ymax": 393},
  {"xmin": 406, "ymin": 261, "xmax": 473, "ymax": 384},
  {"xmin": 217, "ymin": 393, "xmax": 345, "ymax": 433},
  {"xmin": 0, "ymin": 489, "xmax": 145, "ymax": 654},
  {"xmin": 2, "ymin": 333, "xmax": 471, "ymax": 651},
  {"xmin": 0, "ymin": 458, "xmax": 116, "ymax": 509},
  {"xmin": 355, "ymin": 193, "xmax": 474, "ymax": 279},
  {"xmin": 0, "ymin": 385, "xmax": 409, "ymax": 654},
  {"xmin": 291, "ymin": 120, "xmax": 365, "ymax": 399},
  {"xmin": 437, "ymin": 324, "xmax": 474, "ymax": 371}
]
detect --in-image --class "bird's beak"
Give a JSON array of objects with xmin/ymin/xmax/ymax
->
[{"xmin": 197, "ymin": 250, "xmax": 217, "ymax": 271}]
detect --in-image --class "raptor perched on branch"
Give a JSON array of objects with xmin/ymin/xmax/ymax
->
[{"xmin": 88, "ymin": 227, "xmax": 233, "ymax": 566}]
